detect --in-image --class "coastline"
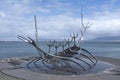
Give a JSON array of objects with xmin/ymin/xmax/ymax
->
[{"xmin": 0, "ymin": 56, "xmax": 120, "ymax": 80}]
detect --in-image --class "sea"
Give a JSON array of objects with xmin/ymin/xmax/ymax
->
[{"xmin": 0, "ymin": 41, "xmax": 120, "ymax": 60}]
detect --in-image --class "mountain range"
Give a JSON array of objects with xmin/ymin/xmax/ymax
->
[{"xmin": 93, "ymin": 36, "xmax": 120, "ymax": 41}]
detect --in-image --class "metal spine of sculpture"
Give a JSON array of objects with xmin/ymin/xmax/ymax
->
[{"xmin": 17, "ymin": 10, "xmax": 97, "ymax": 74}]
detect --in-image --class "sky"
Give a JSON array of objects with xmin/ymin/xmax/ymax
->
[{"xmin": 0, "ymin": 0, "xmax": 120, "ymax": 41}]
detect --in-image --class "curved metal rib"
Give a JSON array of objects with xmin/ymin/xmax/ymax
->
[
  {"xmin": 41, "ymin": 59, "xmax": 52, "ymax": 69},
  {"xmin": 75, "ymin": 57, "xmax": 92, "ymax": 69},
  {"xmin": 63, "ymin": 45, "xmax": 97, "ymax": 66},
  {"xmin": 62, "ymin": 46, "xmax": 97, "ymax": 69},
  {"xmin": 66, "ymin": 59, "xmax": 86, "ymax": 71},
  {"xmin": 81, "ymin": 48, "xmax": 97, "ymax": 64},
  {"xmin": 63, "ymin": 61, "xmax": 77, "ymax": 74},
  {"xmin": 26, "ymin": 57, "xmax": 39, "ymax": 68},
  {"xmin": 33, "ymin": 59, "xmax": 43, "ymax": 70},
  {"xmin": 80, "ymin": 54, "xmax": 96, "ymax": 66}
]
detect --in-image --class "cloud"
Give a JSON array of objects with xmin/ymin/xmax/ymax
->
[
  {"xmin": 1, "ymin": 10, "xmax": 120, "ymax": 41},
  {"xmin": 33, "ymin": 15, "xmax": 81, "ymax": 40},
  {"xmin": 0, "ymin": 11, "xmax": 6, "ymax": 17},
  {"xmin": 85, "ymin": 10, "xmax": 120, "ymax": 40},
  {"xmin": 0, "ymin": 0, "xmax": 120, "ymax": 41}
]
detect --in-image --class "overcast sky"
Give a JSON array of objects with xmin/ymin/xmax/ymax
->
[{"xmin": 0, "ymin": 0, "xmax": 120, "ymax": 41}]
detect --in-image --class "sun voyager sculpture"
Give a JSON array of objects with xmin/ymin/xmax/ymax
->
[{"xmin": 17, "ymin": 11, "xmax": 97, "ymax": 75}]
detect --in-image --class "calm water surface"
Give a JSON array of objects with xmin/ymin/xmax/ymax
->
[{"xmin": 0, "ymin": 41, "xmax": 120, "ymax": 59}]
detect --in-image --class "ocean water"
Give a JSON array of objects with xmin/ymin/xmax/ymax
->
[{"xmin": 0, "ymin": 41, "xmax": 120, "ymax": 59}]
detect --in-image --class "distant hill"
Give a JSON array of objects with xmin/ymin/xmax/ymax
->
[{"xmin": 93, "ymin": 36, "xmax": 120, "ymax": 41}]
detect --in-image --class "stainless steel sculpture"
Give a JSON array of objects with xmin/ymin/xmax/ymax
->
[{"xmin": 17, "ymin": 11, "xmax": 97, "ymax": 74}]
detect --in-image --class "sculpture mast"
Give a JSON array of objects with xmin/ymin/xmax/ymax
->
[
  {"xmin": 34, "ymin": 16, "xmax": 38, "ymax": 43},
  {"xmin": 77, "ymin": 8, "xmax": 84, "ymax": 45},
  {"xmin": 81, "ymin": 8, "xmax": 83, "ymax": 29},
  {"xmin": 34, "ymin": 16, "xmax": 43, "ymax": 57}
]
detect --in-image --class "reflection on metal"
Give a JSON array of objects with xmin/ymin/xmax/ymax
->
[{"xmin": 17, "ymin": 10, "xmax": 97, "ymax": 74}]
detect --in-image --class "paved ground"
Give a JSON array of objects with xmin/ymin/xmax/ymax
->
[{"xmin": 0, "ymin": 56, "xmax": 120, "ymax": 80}]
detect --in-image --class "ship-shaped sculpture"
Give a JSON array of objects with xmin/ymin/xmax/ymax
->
[{"xmin": 17, "ymin": 11, "xmax": 97, "ymax": 74}]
